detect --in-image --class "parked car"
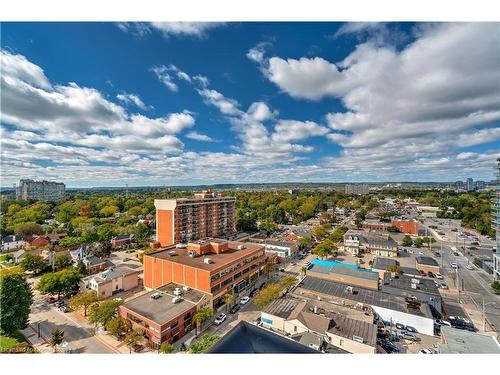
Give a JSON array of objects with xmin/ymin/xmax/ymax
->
[
  {"xmin": 214, "ymin": 313, "xmax": 227, "ymax": 325},
  {"xmin": 395, "ymin": 323, "xmax": 405, "ymax": 330},
  {"xmin": 451, "ymin": 228, "xmax": 458, "ymax": 232},
  {"xmin": 470, "ymin": 241, "xmax": 479, "ymax": 246},
  {"xmin": 466, "ymin": 264, "xmax": 474, "ymax": 270},
  {"xmin": 450, "ymin": 262, "xmax": 458, "ymax": 269},
  {"xmin": 289, "ymin": 262, "xmax": 296, "ymax": 266},
  {"xmin": 419, "ymin": 349, "xmax": 433, "ymax": 354},
  {"xmin": 401, "ymin": 332, "xmax": 420, "ymax": 341},
  {"xmin": 230, "ymin": 304, "xmax": 240, "ymax": 314},
  {"xmin": 427, "ymin": 272, "xmax": 435, "ymax": 278},
  {"xmin": 435, "ymin": 272, "xmax": 443, "ymax": 279},
  {"xmin": 440, "ymin": 283, "xmax": 448, "ymax": 289},
  {"xmin": 405, "ymin": 325, "xmax": 417, "ymax": 333},
  {"xmin": 259, "ymin": 282, "xmax": 266, "ymax": 290},
  {"xmin": 239, "ymin": 296, "xmax": 250, "ymax": 305},
  {"xmin": 249, "ymin": 288, "xmax": 258, "ymax": 297},
  {"xmin": 59, "ymin": 305, "xmax": 70, "ymax": 313},
  {"xmin": 380, "ymin": 340, "xmax": 400, "ymax": 353},
  {"xmin": 434, "ymin": 319, "xmax": 451, "ymax": 327}
]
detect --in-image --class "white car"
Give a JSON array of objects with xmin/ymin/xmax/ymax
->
[
  {"xmin": 435, "ymin": 273, "xmax": 443, "ymax": 279},
  {"xmin": 419, "ymin": 349, "xmax": 433, "ymax": 354},
  {"xmin": 214, "ymin": 313, "xmax": 227, "ymax": 325},
  {"xmin": 450, "ymin": 263, "xmax": 458, "ymax": 269},
  {"xmin": 466, "ymin": 264, "xmax": 474, "ymax": 270},
  {"xmin": 239, "ymin": 296, "xmax": 250, "ymax": 305}
]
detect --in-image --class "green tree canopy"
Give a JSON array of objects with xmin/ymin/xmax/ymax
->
[
  {"xmin": 37, "ymin": 268, "xmax": 83, "ymax": 298},
  {"xmin": 88, "ymin": 299, "xmax": 123, "ymax": 328},
  {"xmin": 20, "ymin": 253, "xmax": 47, "ymax": 273},
  {"xmin": 69, "ymin": 291, "xmax": 100, "ymax": 316},
  {"xmin": 0, "ymin": 273, "xmax": 33, "ymax": 335},
  {"xmin": 312, "ymin": 239, "xmax": 337, "ymax": 260},
  {"xmin": 189, "ymin": 334, "xmax": 220, "ymax": 353}
]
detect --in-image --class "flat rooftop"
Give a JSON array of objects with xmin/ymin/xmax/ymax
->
[
  {"xmin": 382, "ymin": 273, "xmax": 441, "ymax": 295},
  {"xmin": 309, "ymin": 259, "xmax": 379, "ymax": 282},
  {"xmin": 122, "ymin": 284, "xmax": 210, "ymax": 325},
  {"xmin": 440, "ymin": 326, "xmax": 500, "ymax": 353},
  {"xmin": 372, "ymin": 257, "xmax": 398, "ymax": 270},
  {"xmin": 296, "ymin": 276, "xmax": 433, "ymax": 318},
  {"xmin": 148, "ymin": 241, "xmax": 264, "ymax": 272},
  {"xmin": 416, "ymin": 256, "xmax": 439, "ymax": 267},
  {"xmin": 328, "ymin": 314, "xmax": 377, "ymax": 347}
]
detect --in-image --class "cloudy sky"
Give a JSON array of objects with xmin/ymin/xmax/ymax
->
[{"xmin": 1, "ymin": 22, "xmax": 499, "ymax": 187}]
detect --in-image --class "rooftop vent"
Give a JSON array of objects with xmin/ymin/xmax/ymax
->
[
  {"xmin": 182, "ymin": 285, "xmax": 190, "ymax": 291},
  {"xmin": 204, "ymin": 258, "xmax": 212, "ymax": 264},
  {"xmin": 188, "ymin": 251, "xmax": 197, "ymax": 258},
  {"xmin": 237, "ymin": 245, "xmax": 245, "ymax": 250},
  {"xmin": 176, "ymin": 243, "xmax": 187, "ymax": 249},
  {"xmin": 173, "ymin": 288, "xmax": 182, "ymax": 296},
  {"xmin": 169, "ymin": 250, "xmax": 177, "ymax": 257},
  {"xmin": 352, "ymin": 335, "xmax": 364, "ymax": 343}
]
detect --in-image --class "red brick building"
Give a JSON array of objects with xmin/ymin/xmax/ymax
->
[
  {"xmin": 155, "ymin": 190, "xmax": 236, "ymax": 246},
  {"xmin": 119, "ymin": 283, "xmax": 211, "ymax": 348},
  {"xmin": 391, "ymin": 220, "xmax": 419, "ymax": 236},
  {"xmin": 143, "ymin": 239, "xmax": 266, "ymax": 307}
]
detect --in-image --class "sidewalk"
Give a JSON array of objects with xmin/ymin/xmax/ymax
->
[{"xmin": 20, "ymin": 324, "xmax": 53, "ymax": 353}]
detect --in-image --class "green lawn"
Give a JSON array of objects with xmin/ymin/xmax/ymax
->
[{"xmin": 0, "ymin": 332, "xmax": 36, "ymax": 353}]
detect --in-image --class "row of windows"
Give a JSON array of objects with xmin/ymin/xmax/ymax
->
[
  {"xmin": 210, "ymin": 252, "xmax": 264, "ymax": 282},
  {"xmin": 210, "ymin": 262, "xmax": 261, "ymax": 293}
]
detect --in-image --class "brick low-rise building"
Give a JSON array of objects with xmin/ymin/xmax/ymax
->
[
  {"xmin": 119, "ymin": 283, "xmax": 211, "ymax": 348},
  {"xmin": 155, "ymin": 190, "xmax": 236, "ymax": 246},
  {"xmin": 143, "ymin": 239, "xmax": 266, "ymax": 308},
  {"xmin": 391, "ymin": 220, "xmax": 419, "ymax": 236},
  {"xmin": 81, "ymin": 266, "xmax": 141, "ymax": 298},
  {"xmin": 415, "ymin": 256, "xmax": 440, "ymax": 275}
]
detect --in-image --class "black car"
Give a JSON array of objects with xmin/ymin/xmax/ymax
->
[
  {"xmin": 249, "ymin": 288, "xmax": 258, "ymax": 297},
  {"xmin": 258, "ymin": 282, "xmax": 266, "ymax": 290},
  {"xmin": 229, "ymin": 304, "xmax": 240, "ymax": 314}
]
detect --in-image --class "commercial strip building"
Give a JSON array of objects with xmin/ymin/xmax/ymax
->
[
  {"xmin": 247, "ymin": 239, "xmax": 298, "ymax": 258},
  {"xmin": 119, "ymin": 284, "xmax": 211, "ymax": 348},
  {"xmin": 380, "ymin": 273, "xmax": 442, "ymax": 314},
  {"xmin": 293, "ymin": 276, "xmax": 435, "ymax": 336},
  {"xmin": 261, "ymin": 298, "xmax": 377, "ymax": 353},
  {"xmin": 438, "ymin": 326, "xmax": 500, "ymax": 353},
  {"xmin": 154, "ymin": 190, "xmax": 236, "ymax": 246},
  {"xmin": 307, "ymin": 258, "xmax": 380, "ymax": 290},
  {"xmin": 415, "ymin": 256, "xmax": 440, "ymax": 275},
  {"xmin": 80, "ymin": 266, "xmax": 141, "ymax": 298},
  {"xmin": 143, "ymin": 239, "xmax": 266, "ymax": 308},
  {"xmin": 16, "ymin": 179, "xmax": 66, "ymax": 201},
  {"xmin": 341, "ymin": 230, "xmax": 399, "ymax": 257}
]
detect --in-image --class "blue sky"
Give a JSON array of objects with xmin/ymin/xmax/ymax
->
[{"xmin": 1, "ymin": 22, "xmax": 499, "ymax": 187}]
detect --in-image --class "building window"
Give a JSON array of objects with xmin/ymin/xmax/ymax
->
[{"xmin": 170, "ymin": 321, "xmax": 179, "ymax": 330}]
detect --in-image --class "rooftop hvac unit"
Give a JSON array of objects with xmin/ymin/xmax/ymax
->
[
  {"xmin": 182, "ymin": 285, "xmax": 190, "ymax": 291},
  {"xmin": 204, "ymin": 258, "xmax": 212, "ymax": 264},
  {"xmin": 411, "ymin": 283, "xmax": 417, "ymax": 289},
  {"xmin": 171, "ymin": 296, "xmax": 182, "ymax": 304},
  {"xmin": 173, "ymin": 288, "xmax": 182, "ymax": 296},
  {"xmin": 176, "ymin": 243, "xmax": 187, "ymax": 249},
  {"xmin": 411, "ymin": 278, "xmax": 420, "ymax": 284},
  {"xmin": 188, "ymin": 251, "xmax": 196, "ymax": 258},
  {"xmin": 237, "ymin": 245, "xmax": 245, "ymax": 250}
]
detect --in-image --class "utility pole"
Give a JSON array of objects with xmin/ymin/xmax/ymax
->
[
  {"xmin": 440, "ymin": 242, "xmax": 443, "ymax": 268},
  {"xmin": 456, "ymin": 267, "xmax": 460, "ymax": 303}
]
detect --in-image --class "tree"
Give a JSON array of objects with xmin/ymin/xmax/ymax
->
[
  {"xmin": 402, "ymin": 235, "xmax": 413, "ymax": 247},
  {"xmin": 54, "ymin": 253, "xmax": 73, "ymax": 270},
  {"xmin": 49, "ymin": 328, "xmax": 64, "ymax": 353},
  {"xmin": 491, "ymin": 280, "xmax": 500, "ymax": 294},
  {"xmin": 223, "ymin": 293, "xmax": 235, "ymax": 313},
  {"xmin": 88, "ymin": 299, "xmax": 123, "ymax": 328},
  {"xmin": 69, "ymin": 291, "xmax": 100, "ymax": 317},
  {"xmin": 328, "ymin": 226, "xmax": 348, "ymax": 243},
  {"xmin": 76, "ymin": 260, "xmax": 87, "ymax": 276},
  {"xmin": 413, "ymin": 237, "xmax": 424, "ymax": 248},
  {"xmin": 106, "ymin": 317, "xmax": 130, "ymax": 339},
  {"xmin": 299, "ymin": 236, "xmax": 312, "ymax": 248},
  {"xmin": 37, "ymin": 268, "xmax": 83, "ymax": 299},
  {"xmin": 387, "ymin": 264, "xmax": 403, "ymax": 275},
  {"xmin": 14, "ymin": 222, "xmax": 44, "ymax": 237},
  {"xmin": 92, "ymin": 241, "xmax": 112, "ymax": 258},
  {"xmin": 20, "ymin": 253, "xmax": 47, "ymax": 273},
  {"xmin": 159, "ymin": 342, "xmax": 175, "ymax": 354},
  {"xmin": 301, "ymin": 266, "xmax": 308, "ymax": 276},
  {"xmin": 263, "ymin": 261, "xmax": 274, "ymax": 280},
  {"xmin": 124, "ymin": 328, "xmax": 145, "ymax": 353},
  {"xmin": 189, "ymin": 334, "xmax": 220, "ymax": 353},
  {"xmin": 97, "ymin": 224, "xmax": 114, "ymax": 242},
  {"xmin": 313, "ymin": 225, "xmax": 328, "ymax": 240},
  {"xmin": 100, "ymin": 205, "xmax": 119, "ymax": 217},
  {"xmin": 253, "ymin": 283, "xmax": 282, "ymax": 309},
  {"xmin": 192, "ymin": 307, "xmax": 213, "ymax": 336},
  {"xmin": 258, "ymin": 220, "xmax": 278, "ymax": 235},
  {"xmin": 312, "ymin": 239, "xmax": 337, "ymax": 260},
  {"xmin": 0, "ymin": 273, "xmax": 33, "ymax": 335}
]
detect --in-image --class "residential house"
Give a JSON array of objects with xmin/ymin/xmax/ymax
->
[
  {"xmin": 341, "ymin": 230, "xmax": 399, "ymax": 257},
  {"xmin": 81, "ymin": 266, "xmax": 141, "ymax": 298},
  {"xmin": 1, "ymin": 235, "xmax": 25, "ymax": 252},
  {"xmin": 111, "ymin": 234, "xmax": 134, "ymax": 250},
  {"xmin": 82, "ymin": 255, "xmax": 113, "ymax": 274}
]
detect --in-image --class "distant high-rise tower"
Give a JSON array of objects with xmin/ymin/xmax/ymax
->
[{"xmin": 466, "ymin": 178, "xmax": 474, "ymax": 192}]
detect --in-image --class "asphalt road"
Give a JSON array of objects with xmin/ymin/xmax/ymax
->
[
  {"xmin": 421, "ymin": 219, "xmax": 500, "ymax": 332},
  {"xmin": 29, "ymin": 291, "xmax": 114, "ymax": 353}
]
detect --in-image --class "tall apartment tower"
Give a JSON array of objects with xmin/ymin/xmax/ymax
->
[
  {"xmin": 466, "ymin": 177, "xmax": 474, "ymax": 192},
  {"xmin": 17, "ymin": 179, "xmax": 66, "ymax": 201},
  {"xmin": 493, "ymin": 158, "xmax": 500, "ymax": 280},
  {"xmin": 155, "ymin": 190, "xmax": 236, "ymax": 246}
]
